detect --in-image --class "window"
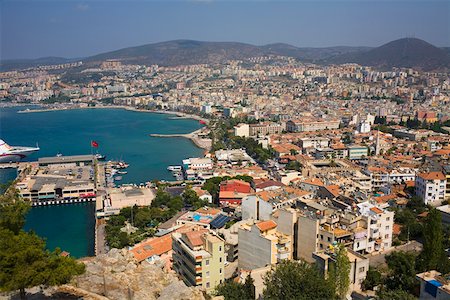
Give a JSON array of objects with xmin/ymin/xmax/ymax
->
[
  {"xmin": 320, "ymin": 234, "xmax": 323, "ymax": 240},
  {"xmin": 359, "ymin": 267, "xmax": 365, "ymax": 273},
  {"xmin": 219, "ymin": 257, "xmax": 222, "ymax": 263},
  {"xmin": 327, "ymin": 237, "xmax": 331, "ymax": 242},
  {"xmin": 386, "ymin": 217, "xmax": 390, "ymax": 221},
  {"xmin": 206, "ymin": 259, "xmax": 209, "ymax": 266},
  {"xmin": 220, "ymin": 268, "xmax": 222, "ymax": 274},
  {"xmin": 219, "ymin": 246, "xmax": 222, "ymax": 251},
  {"xmin": 385, "ymin": 234, "xmax": 389, "ymax": 239},
  {"xmin": 385, "ymin": 226, "xmax": 389, "ymax": 230},
  {"xmin": 206, "ymin": 271, "xmax": 210, "ymax": 277},
  {"xmin": 206, "ymin": 282, "xmax": 210, "ymax": 288}
]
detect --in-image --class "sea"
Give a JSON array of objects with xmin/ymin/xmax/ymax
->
[{"xmin": 0, "ymin": 106, "xmax": 204, "ymax": 257}]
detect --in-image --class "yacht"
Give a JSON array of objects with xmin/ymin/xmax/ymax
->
[{"xmin": 0, "ymin": 139, "xmax": 39, "ymax": 163}]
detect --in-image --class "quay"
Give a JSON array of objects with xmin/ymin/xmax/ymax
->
[{"xmin": 149, "ymin": 128, "xmax": 212, "ymax": 151}]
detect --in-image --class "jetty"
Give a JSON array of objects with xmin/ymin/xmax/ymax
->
[{"xmin": 149, "ymin": 128, "xmax": 212, "ymax": 151}]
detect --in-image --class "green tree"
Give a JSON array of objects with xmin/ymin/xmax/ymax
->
[
  {"xmin": 263, "ymin": 260, "xmax": 335, "ymax": 300},
  {"xmin": 0, "ymin": 191, "xmax": 30, "ymax": 234},
  {"xmin": 328, "ymin": 244, "xmax": 351, "ymax": 299},
  {"xmin": 362, "ymin": 267, "xmax": 383, "ymax": 291},
  {"xmin": 385, "ymin": 251, "xmax": 417, "ymax": 292},
  {"xmin": 244, "ymin": 273, "xmax": 255, "ymax": 299},
  {"xmin": 0, "ymin": 229, "xmax": 85, "ymax": 299},
  {"xmin": 420, "ymin": 209, "xmax": 447, "ymax": 272},
  {"xmin": 377, "ymin": 289, "xmax": 417, "ymax": 300},
  {"xmin": 214, "ymin": 280, "xmax": 250, "ymax": 300}
]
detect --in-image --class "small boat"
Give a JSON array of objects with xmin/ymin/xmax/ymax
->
[
  {"xmin": 95, "ymin": 153, "xmax": 106, "ymax": 160},
  {"xmin": 199, "ymin": 120, "xmax": 206, "ymax": 125},
  {"xmin": 56, "ymin": 152, "xmax": 63, "ymax": 157},
  {"xmin": 114, "ymin": 176, "xmax": 123, "ymax": 181},
  {"xmin": 117, "ymin": 171, "xmax": 127, "ymax": 175},
  {"xmin": 115, "ymin": 161, "xmax": 129, "ymax": 169},
  {"xmin": 167, "ymin": 165, "xmax": 183, "ymax": 171}
]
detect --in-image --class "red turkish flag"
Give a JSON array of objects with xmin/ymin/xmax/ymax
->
[{"xmin": 91, "ymin": 141, "xmax": 99, "ymax": 148}]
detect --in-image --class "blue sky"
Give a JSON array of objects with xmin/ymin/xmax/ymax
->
[{"xmin": 1, "ymin": 0, "xmax": 449, "ymax": 59}]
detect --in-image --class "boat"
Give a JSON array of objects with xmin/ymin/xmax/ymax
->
[
  {"xmin": 114, "ymin": 176, "xmax": 123, "ymax": 181},
  {"xmin": 167, "ymin": 165, "xmax": 183, "ymax": 171},
  {"xmin": 0, "ymin": 139, "xmax": 40, "ymax": 163},
  {"xmin": 199, "ymin": 120, "xmax": 207, "ymax": 125},
  {"xmin": 117, "ymin": 171, "xmax": 127, "ymax": 175},
  {"xmin": 115, "ymin": 161, "xmax": 129, "ymax": 169},
  {"xmin": 95, "ymin": 153, "xmax": 106, "ymax": 160}
]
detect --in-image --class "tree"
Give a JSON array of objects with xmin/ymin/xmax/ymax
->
[
  {"xmin": 0, "ymin": 191, "xmax": 30, "ymax": 234},
  {"xmin": 362, "ymin": 267, "xmax": 383, "ymax": 291},
  {"xmin": 420, "ymin": 209, "xmax": 446, "ymax": 272},
  {"xmin": 263, "ymin": 260, "xmax": 335, "ymax": 300},
  {"xmin": 244, "ymin": 273, "xmax": 255, "ymax": 299},
  {"xmin": 328, "ymin": 244, "xmax": 351, "ymax": 299},
  {"xmin": 214, "ymin": 280, "xmax": 251, "ymax": 300},
  {"xmin": 376, "ymin": 289, "xmax": 417, "ymax": 300},
  {"xmin": 385, "ymin": 251, "xmax": 417, "ymax": 293},
  {"xmin": 0, "ymin": 229, "xmax": 85, "ymax": 299}
]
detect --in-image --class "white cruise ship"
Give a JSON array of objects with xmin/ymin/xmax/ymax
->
[{"xmin": 0, "ymin": 139, "xmax": 40, "ymax": 163}]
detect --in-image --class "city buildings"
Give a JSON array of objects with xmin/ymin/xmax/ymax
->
[
  {"xmin": 172, "ymin": 230, "xmax": 225, "ymax": 292},
  {"xmin": 238, "ymin": 220, "xmax": 292, "ymax": 270},
  {"xmin": 415, "ymin": 172, "xmax": 447, "ymax": 206}
]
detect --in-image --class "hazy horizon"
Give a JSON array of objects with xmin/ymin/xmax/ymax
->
[{"xmin": 1, "ymin": 0, "xmax": 449, "ymax": 60}]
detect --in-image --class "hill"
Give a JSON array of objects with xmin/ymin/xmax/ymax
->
[
  {"xmin": 1, "ymin": 38, "xmax": 448, "ymax": 71},
  {"xmin": 86, "ymin": 40, "xmax": 267, "ymax": 66},
  {"xmin": 324, "ymin": 38, "xmax": 450, "ymax": 71}
]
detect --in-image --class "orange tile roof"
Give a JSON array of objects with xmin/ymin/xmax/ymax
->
[
  {"xmin": 393, "ymin": 223, "xmax": 402, "ymax": 235},
  {"xmin": 325, "ymin": 185, "xmax": 341, "ymax": 197},
  {"xmin": 301, "ymin": 178, "xmax": 324, "ymax": 186},
  {"xmin": 370, "ymin": 207, "xmax": 383, "ymax": 214},
  {"xmin": 374, "ymin": 194, "xmax": 396, "ymax": 204},
  {"xmin": 130, "ymin": 234, "xmax": 173, "ymax": 263},
  {"xmin": 195, "ymin": 207, "xmax": 221, "ymax": 215},
  {"xmin": 256, "ymin": 220, "xmax": 277, "ymax": 232},
  {"xmin": 184, "ymin": 230, "xmax": 206, "ymax": 247},
  {"xmin": 417, "ymin": 172, "xmax": 446, "ymax": 180}
]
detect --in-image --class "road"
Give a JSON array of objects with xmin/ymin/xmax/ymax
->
[{"xmin": 368, "ymin": 240, "xmax": 423, "ymax": 267}]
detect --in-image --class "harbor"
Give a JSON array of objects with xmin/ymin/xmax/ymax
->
[{"xmin": 0, "ymin": 106, "xmax": 205, "ymax": 257}]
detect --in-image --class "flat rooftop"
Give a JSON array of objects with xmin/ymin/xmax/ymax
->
[{"xmin": 38, "ymin": 155, "xmax": 94, "ymax": 165}]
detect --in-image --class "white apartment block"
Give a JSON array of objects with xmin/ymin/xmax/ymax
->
[{"xmin": 415, "ymin": 172, "xmax": 447, "ymax": 207}]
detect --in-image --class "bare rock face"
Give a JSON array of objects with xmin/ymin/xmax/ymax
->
[{"xmin": 67, "ymin": 248, "xmax": 205, "ymax": 300}]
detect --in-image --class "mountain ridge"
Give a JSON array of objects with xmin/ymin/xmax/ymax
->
[{"xmin": 1, "ymin": 38, "xmax": 449, "ymax": 71}]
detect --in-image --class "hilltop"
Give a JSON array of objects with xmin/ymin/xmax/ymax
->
[{"xmin": 1, "ymin": 38, "xmax": 449, "ymax": 71}]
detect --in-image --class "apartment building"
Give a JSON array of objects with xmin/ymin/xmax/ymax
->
[
  {"xmin": 238, "ymin": 220, "xmax": 292, "ymax": 270},
  {"xmin": 299, "ymin": 137, "xmax": 330, "ymax": 149},
  {"xmin": 415, "ymin": 172, "xmax": 447, "ymax": 206},
  {"xmin": 172, "ymin": 230, "xmax": 225, "ymax": 292},
  {"xmin": 295, "ymin": 201, "xmax": 393, "ymax": 263},
  {"xmin": 249, "ymin": 122, "xmax": 283, "ymax": 136},
  {"xmin": 443, "ymin": 165, "xmax": 450, "ymax": 201},
  {"xmin": 347, "ymin": 145, "xmax": 369, "ymax": 160},
  {"xmin": 363, "ymin": 166, "xmax": 416, "ymax": 190},
  {"xmin": 286, "ymin": 119, "xmax": 340, "ymax": 132},
  {"xmin": 314, "ymin": 248, "xmax": 369, "ymax": 293}
]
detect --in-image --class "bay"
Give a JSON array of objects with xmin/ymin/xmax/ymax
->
[{"xmin": 0, "ymin": 106, "xmax": 204, "ymax": 257}]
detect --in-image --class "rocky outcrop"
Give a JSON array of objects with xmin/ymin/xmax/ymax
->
[{"xmin": 63, "ymin": 248, "xmax": 205, "ymax": 300}]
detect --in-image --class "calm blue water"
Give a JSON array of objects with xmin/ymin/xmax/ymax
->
[{"xmin": 0, "ymin": 106, "xmax": 204, "ymax": 257}]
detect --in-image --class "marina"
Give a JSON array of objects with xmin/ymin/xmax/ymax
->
[{"xmin": 0, "ymin": 106, "xmax": 204, "ymax": 257}]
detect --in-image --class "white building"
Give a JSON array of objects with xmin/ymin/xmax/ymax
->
[
  {"xmin": 234, "ymin": 123, "xmax": 250, "ymax": 137},
  {"xmin": 415, "ymin": 172, "xmax": 447, "ymax": 206}
]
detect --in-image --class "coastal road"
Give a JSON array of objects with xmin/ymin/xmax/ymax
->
[{"xmin": 368, "ymin": 240, "xmax": 423, "ymax": 267}]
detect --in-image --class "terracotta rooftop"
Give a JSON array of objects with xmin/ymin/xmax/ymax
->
[
  {"xmin": 184, "ymin": 230, "xmax": 206, "ymax": 247},
  {"xmin": 130, "ymin": 234, "xmax": 173, "ymax": 263},
  {"xmin": 417, "ymin": 172, "xmax": 446, "ymax": 180},
  {"xmin": 370, "ymin": 207, "xmax": 384, "ymax": 214},
  {"xmin": 256, "ymin": 220, "xmax": 277, "ymax": 232}
]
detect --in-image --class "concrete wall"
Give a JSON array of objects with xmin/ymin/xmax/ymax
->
[
  {"xmin": 238, "ymin": 227, "xmax": 273, "ymax": 270},
  {"xmin": 297, "ymin": 215, "xmax": 319, "ymax": 263}
]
